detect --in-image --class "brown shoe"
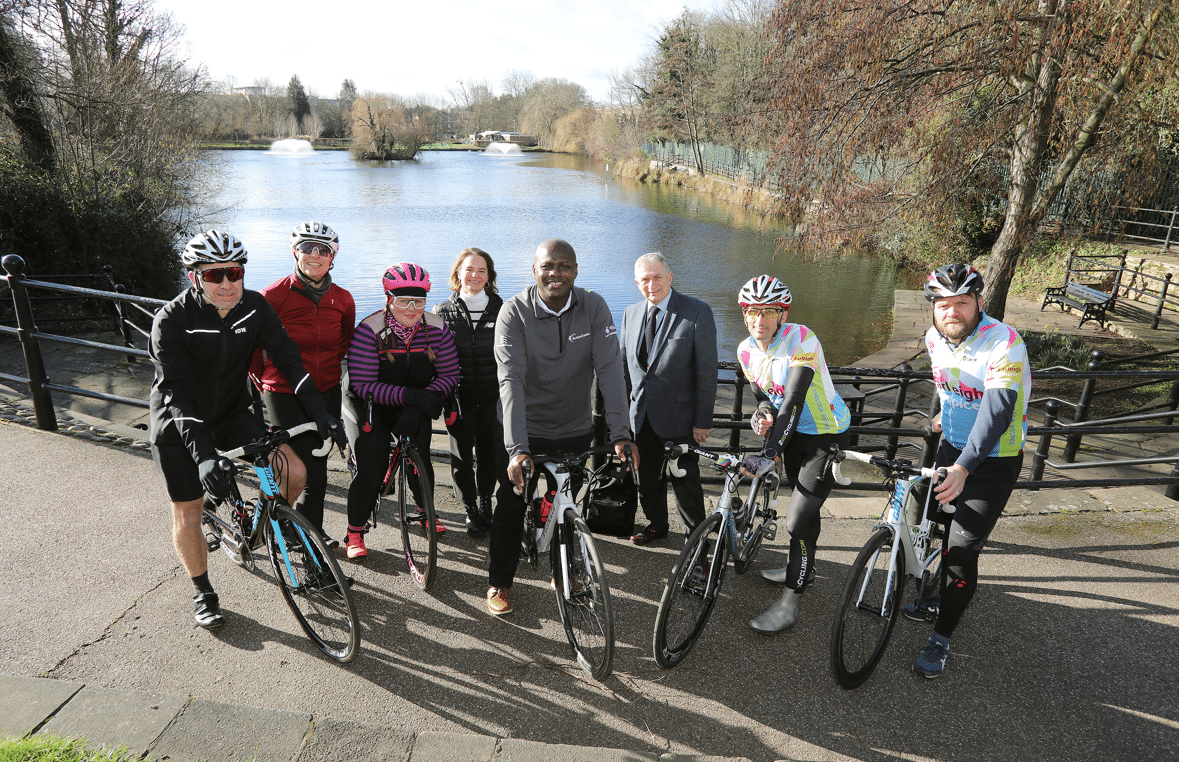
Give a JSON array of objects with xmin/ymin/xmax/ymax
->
[
  {"xmin": 487, "ymin": 586, "xmax": 513, "ymax": 615},
  {"xmin": 630, "ymin": 524, "xmax": 668, "ymax": 546}
]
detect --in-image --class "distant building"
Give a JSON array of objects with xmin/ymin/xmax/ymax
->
[{"xmin": 475, "ymin": 130, "xmax": 538, "ymax": 147}]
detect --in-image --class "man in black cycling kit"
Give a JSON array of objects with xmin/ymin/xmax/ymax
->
[
  {"xmin": 908, "ymin": 264, "xmax": 1030, "ymax": 678},
  {"xmin": 150, "ymin": 230, "xmax": 342, "ymax": 630}
]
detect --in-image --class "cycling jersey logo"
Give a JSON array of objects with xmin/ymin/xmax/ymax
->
[{"xmin": 568, "ymin": 332, "xmax": 590, "ymax": 342}]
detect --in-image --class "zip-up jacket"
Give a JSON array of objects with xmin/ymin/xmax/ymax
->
[
  {"xmin": 494, "ymin": 285, "xmax": 630, "ymax": 458},
  {"xmin": 149, "ymin": 288, "xmax": 327, "ymax": 464},
  {"xmin": 347, "ymin": 310, "xmax": 460, "ymax": 405},
  {"xmin": 434, "ymin": 291, "xmax": 503, "ymax": 410},
  {"xmin": 249, "ymin": 274, "xmax": 355, "ymax": 394}
]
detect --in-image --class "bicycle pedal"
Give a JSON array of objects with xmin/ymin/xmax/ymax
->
[
  {"xmin": 204, "ymin": 532, "xmax": 221, "ymax": 552},
  {"xmin": 761, "ymin": 521, "xmax": 778, "ymax": 541}
]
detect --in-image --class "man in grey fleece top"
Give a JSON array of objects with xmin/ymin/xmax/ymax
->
[{"xmin": 485, "ymin": 238, "xmax": 636, "ymax": 616}]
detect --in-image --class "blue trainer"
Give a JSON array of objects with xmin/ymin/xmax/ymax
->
[
  {"xmin": 903, "ymin": 593, "xmax": 940, "ymax": 622},
  {"xmin": 914, "ymin": 632, "xmax": 951, "ymax": 678}
]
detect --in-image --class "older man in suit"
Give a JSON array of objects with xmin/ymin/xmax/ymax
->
[{"xmin": 621, "ymin": 252, "xmax": 718, "ymax": 545}]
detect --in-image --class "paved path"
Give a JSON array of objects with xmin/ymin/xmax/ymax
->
[{"xmin": 2, "ymin": 287, "xmax": 1178, "ymax": 762}]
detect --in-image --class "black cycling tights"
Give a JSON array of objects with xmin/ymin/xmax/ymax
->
[
  {"xmin": 779, "ymin": 430, "xmax": 850, "ymax": 592},
  {"xmin": 933, "ymin": 443, "xmax": 1023, "ymax": 638}
]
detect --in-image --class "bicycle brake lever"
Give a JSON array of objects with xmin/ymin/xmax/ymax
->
[{"xmin": 666, "ymin": 443, "xmax": 689, "ymax": 478}]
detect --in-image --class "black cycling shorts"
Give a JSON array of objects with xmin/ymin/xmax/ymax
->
[{"xmin": 152, "ymin": 411, "xmax": 269, "ymax": 503}]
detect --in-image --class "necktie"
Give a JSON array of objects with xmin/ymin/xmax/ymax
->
[{"xmin": 640, "ymin": 306, "xmax": 659, "ymax": 370}]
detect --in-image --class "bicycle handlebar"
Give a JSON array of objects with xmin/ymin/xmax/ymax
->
[
  {"xmin": 665, "ymin": 442, "xmax": 743, "ymax": 478},
  {"xmin": 219, "ymin": 421, "xmax": 333, "ymax": 461},
  {"xmin": 828, "ymin": 444, "xmax": 944, "ymax": 486}
]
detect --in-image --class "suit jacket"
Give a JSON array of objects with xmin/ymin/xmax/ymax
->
[{"xmin": 621, "ymin": 288, "xmax": 718, "ymax": 439}]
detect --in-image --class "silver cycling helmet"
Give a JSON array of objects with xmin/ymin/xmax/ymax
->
[
  {"xmin": 924, "ymin": 263, "xmax": 983, "ymax": 302},
  {"xmin": 738, "ymin": 275, "xmax": 792, "ymax": 309},
  {"xmin": 181, "ymin": 230, "xmax": 248, "ymax": 270},
  {"xmin": 291, "ymin": 221, "xmax": 339, "ymax": 254}
]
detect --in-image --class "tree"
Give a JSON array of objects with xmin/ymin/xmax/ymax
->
[
  {"xmin": 350, "ymin": 92, "xmax": 436, "ymax": 160},
  {"xmin": 519, "ymin": 78, "xmax": 588, "ymax": 149},
  {"xmin": 753, "ymin": 0, "xmax": 1179, "ymax": 320},
  {"xmin": 641, "ymin": 11, "xmax": 713, "ymax": 173},
  {"xmin": 0, "ymin": 0, "xmax": 204, "ymax": 296},
  {"xmin": 287, "ymin": 74, "xmax": 310, "ymax": 131}
]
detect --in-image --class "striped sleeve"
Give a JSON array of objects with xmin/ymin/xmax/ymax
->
[
  {"xmin": 347, "ymin": 322, "xmax": 397, "ymax": 406},
  {"xmin": 426, "ymin": 323, "xmax": 460, "ymax": 397}
]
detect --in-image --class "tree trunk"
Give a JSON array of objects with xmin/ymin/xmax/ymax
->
[{"xmin": 980, "ymin": 0, "xmax": 1062, "ymax": 321}]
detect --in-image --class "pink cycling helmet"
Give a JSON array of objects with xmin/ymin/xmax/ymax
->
[{"xmin": 383, "ymin": 263, "xmax": 432, "ymax": 296}]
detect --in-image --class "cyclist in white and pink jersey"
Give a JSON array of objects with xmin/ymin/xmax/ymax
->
[
  {"xmin": 736, "ymin": 275, "xmax": 851, "ymax": 634},
  {"xmin": 908, "ymin": 263, "xmax": 1030, "ymax": 679}
]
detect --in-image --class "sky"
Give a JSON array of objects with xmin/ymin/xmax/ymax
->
[{"xmin": 152, "ymin": 0, "xmax": 718, "ymax": 104}]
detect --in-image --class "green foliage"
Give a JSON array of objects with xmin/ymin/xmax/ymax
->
[
  {"xmin": 287, "ymin": 75, "xmax": 311, "ymax": 126},
  {"xmin": 1021, "ymin": 332, "xmax": 1095, "ymax": 370},
  {"xmin": 0, "ymin": 157, "xmax": 184, "ymax": 300},
  {"xmin": 0, "ymin": 734, "xmax": 134, "ymax": 762}
]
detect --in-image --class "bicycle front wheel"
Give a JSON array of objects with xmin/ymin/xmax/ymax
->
[
  {"xmin": 266, "ymin": 503, "xmax": 360, "ymax": 663},
  {"xmin": 733, "ymin": 478, "xmax": 773, "ymax": 575},
  {"xmin": 398, "ymin": 445, "xmax": 437, "ymax": 591},
  {"xmin": 551, "ymin": 510, "xmax": 614, "ymax": 681},
  {"xmin": 653, "ymin": 511, "xmax": 726, "ymax": 668},
  {"xmin": 830, "ymin": 527, "xmax": 905, "ymax": 689}
]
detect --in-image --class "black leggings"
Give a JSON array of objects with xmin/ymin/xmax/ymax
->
[
  {"xmin": 934, "ymin": 443, "xmax": 1023, "ymax": 638},
  {"xmin": 779, "ymin": 429, "xmax": 851, "ymax": 591},
  {"xmin": 263, "ymin": 387, "xmax": 341, "ymax": 534},
  {"xmin": 343, "ymin": 395, "xmax": 433, "ymax": 529}
]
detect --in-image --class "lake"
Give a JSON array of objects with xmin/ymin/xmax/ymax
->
[{"xmin": 208, "ymin": 148, "xmax": 905, "ymax": 365}]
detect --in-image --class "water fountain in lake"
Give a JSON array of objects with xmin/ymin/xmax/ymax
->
[
  {"xmin": 483, "ymin": 141, "xmax": 524, "ymax": 156},
  {"xmin": 269, "ymin": 139, "xmax": 314, "ymax": 154}
]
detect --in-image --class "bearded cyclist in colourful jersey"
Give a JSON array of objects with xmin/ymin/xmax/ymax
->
[
  {"xmin": 736, "ymin": 275, "xmax": 851, "ymax": 634},
  {"xmin": 908, "ymin": 263, "xmax": 1030, "ymax": 679}
]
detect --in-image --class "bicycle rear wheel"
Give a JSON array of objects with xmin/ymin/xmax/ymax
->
[
  {"xmin": 398, "ymin": 445, "xmax": 437, "ymax": 591},
  {"xmin": 267, "ymin": 503, "xmax": 360, "ymax": 663},
  {"xmin": 551, "ymin": 510, "xmax": 614, "ymax": 681},
  {"xmin": 653, "ymin": 511, "xmax": 726, "ymax": 668},
  {"xmin": 830, "ymin": 527, "xmax": 904, "ymax": 689}
]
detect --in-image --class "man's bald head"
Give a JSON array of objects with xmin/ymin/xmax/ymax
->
[{"xmin": 535, "ymin": 238, "xmax": 576, "ymax": 264}]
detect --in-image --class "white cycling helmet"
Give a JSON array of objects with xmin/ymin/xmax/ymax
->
[
  {"xmin": 181, "ymin": 230, "xmax": 248, "ymax": 270},
  {"xmin": 924, "ymin": 263, "xmax": 983, "ymax": 303},
  {"xmin": 291, "ymin": 221, "xmax": 339, "ymax": 254},
  {"xmin": 738, "ymin": 275, "xmax": 792, "ymax": 309}
]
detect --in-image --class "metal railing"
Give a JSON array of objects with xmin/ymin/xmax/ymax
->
[
  {"xmin": 1107, "ymin": 205, "xmax": 1179, "ymax": 251},
  {"xmin": 5, "ymin": 254, "xmax": 1178, "ymax": 495}
]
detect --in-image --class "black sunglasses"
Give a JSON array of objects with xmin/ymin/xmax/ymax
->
[{"xmin": 197, "ymin": 266, "xmax": 245, "ymax": 284}]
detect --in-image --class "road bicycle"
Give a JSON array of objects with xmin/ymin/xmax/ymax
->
[
  {"xmin": 201, "ymin": 422, "xmax": 360, "ymax": 663},
  {"xmin": 361, "ymin": 432, "xmax": 439, "ymax": 591},
  {"xmin": 652, "ymin": 443, "xmax": 781, "ymax": 668},
  {"xmin": 828, "ymin": 446, "xmax": 948, "ymax": 689},
  {"xmin": 520, "ymin": 446, "xmax": 623, "ymax": 680}
]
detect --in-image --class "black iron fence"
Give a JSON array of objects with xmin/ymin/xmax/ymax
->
[
  {"xmin": 5, "ymin": 252, "xmax": 1179, "ymax": 496},
  {"xmin": 1052, "ymin": 247, "xmax": 1179, "ymax": 329}
]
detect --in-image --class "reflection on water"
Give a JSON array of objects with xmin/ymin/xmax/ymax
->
[{"xmin": 208, "ymin": 150, "xmax": 901, "ymax": 365}]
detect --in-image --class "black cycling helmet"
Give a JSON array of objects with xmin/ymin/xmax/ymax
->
[{"xmin": 925, "ymin": 264, "xmax": 983, "ymax": 303}]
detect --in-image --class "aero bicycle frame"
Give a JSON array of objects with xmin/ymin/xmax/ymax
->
[
  {"xmin": 831, "ymin": 448, "xmax": 946, "ymax": 616},
  {"xmin": 668, "ymin": 444, "xmax": 780, "ymax": 567}
]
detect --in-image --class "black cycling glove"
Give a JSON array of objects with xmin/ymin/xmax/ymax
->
[
  {"xmin": 311, "ymin": 408, "xmax": 346, "ymax": 452},
  {"xmin": 198, "ymin": 456, "xmax": 235, "ymax": 501},
  {"xmin": 402, "ymin": 388, "xmax": 443, "ymax": 419}
]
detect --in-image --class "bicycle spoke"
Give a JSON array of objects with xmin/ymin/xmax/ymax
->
[
  {"xmin": 552, "ymin": 511, "xmax": 613, "ymax": 680},
  {"xmin": 830, "ymin": 528, "xmax": 904, "ymax": 688},
  {"xmin": 268, "ymin": 504, "xmax": 360, "ymax": 663},
  {"xmin": 398, "ymin": 445, "xmax": 438, "ymax": 591},
  {"xmin": 653, "ymin": 512, "xmax": 725, "ymax": 668}
]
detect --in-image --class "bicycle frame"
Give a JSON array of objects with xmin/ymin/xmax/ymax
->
[
  {"xmin": 670, "ymin": 444, "xmax": 779, "ymax": 570},
  {"xmin": 833, "ymin": 449, "xmax": 944, "ymax": 616}
]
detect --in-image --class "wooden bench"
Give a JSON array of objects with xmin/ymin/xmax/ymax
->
[{"xmin": 1041, "ymin": 281, "xmax": 1115, "ymax": 328}]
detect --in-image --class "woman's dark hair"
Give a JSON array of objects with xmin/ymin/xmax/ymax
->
[{"xmin": 448, "ymin": 247, "xmax": 498, "ymax": 295}]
